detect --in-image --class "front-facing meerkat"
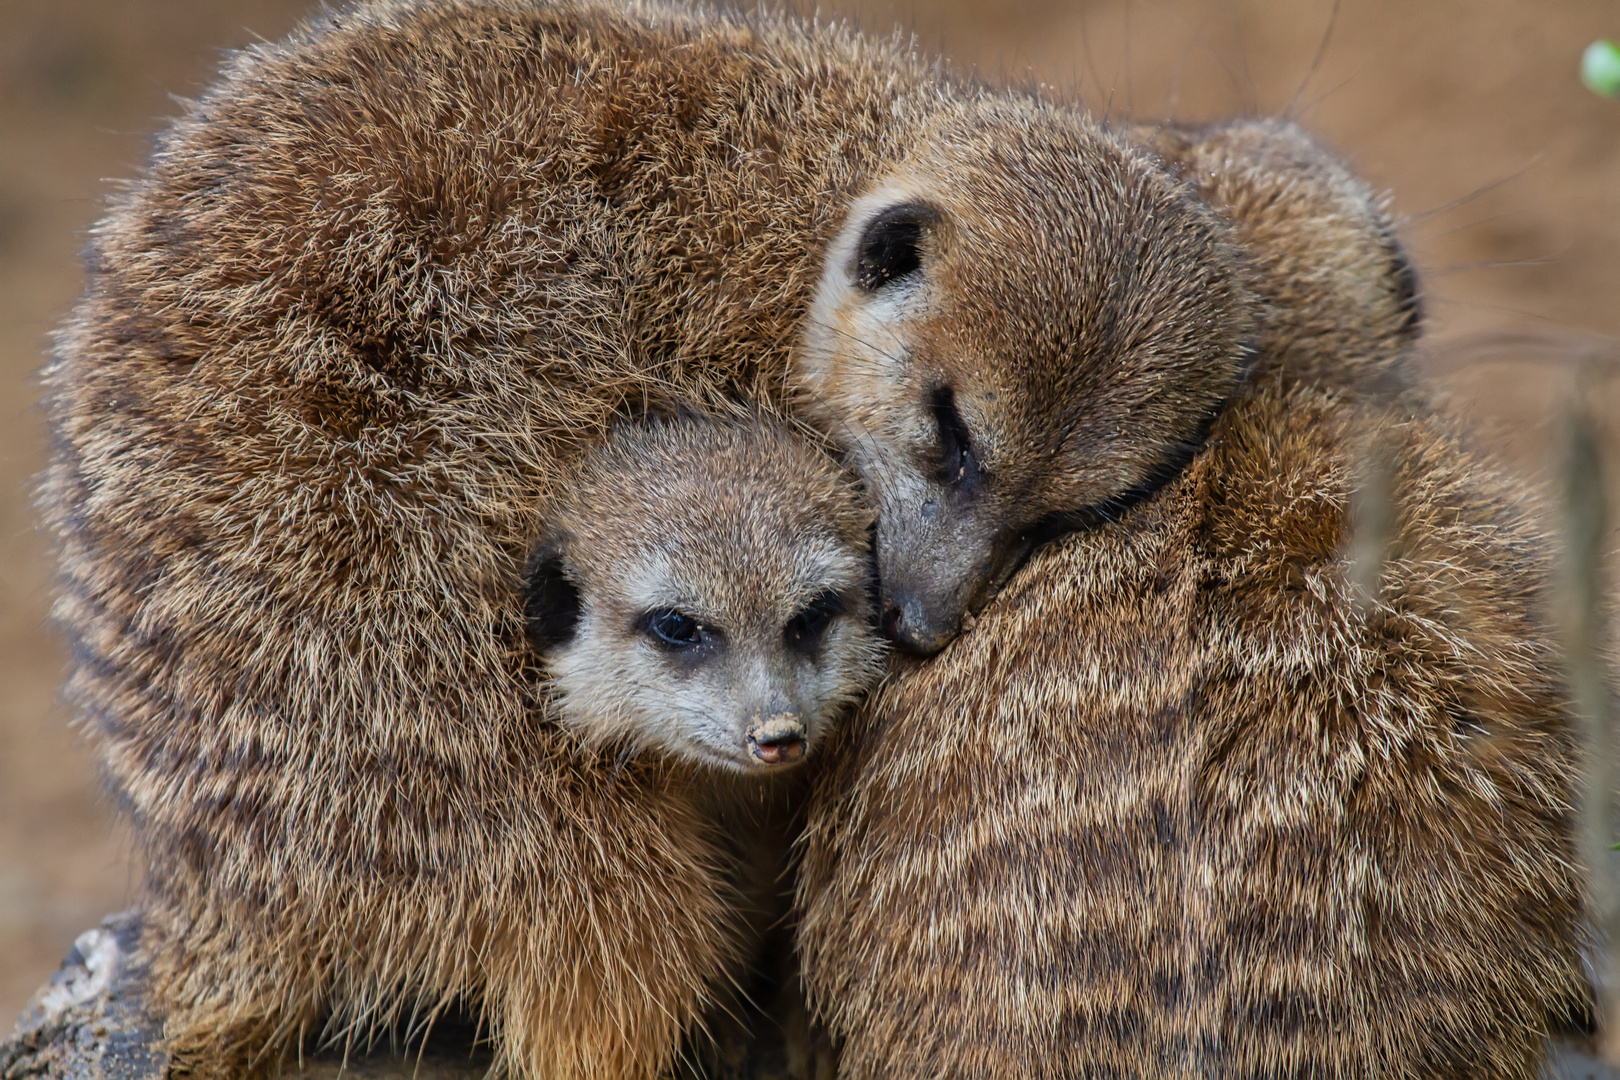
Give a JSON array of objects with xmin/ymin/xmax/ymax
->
[
  {"xmin": 46, "ymin": 0, "xmax": 1269, "ymax": 1074},
  {"xmin": 533, "ymin": 415, "xmax": 882, "ymax": 1077},
  {"xmin": 531, "ymin": 415, "xmax": 881, "ymax": 1076},
  {"xmin": 530, "ymin": 416, "xmax": 883, "ymax": 774}
]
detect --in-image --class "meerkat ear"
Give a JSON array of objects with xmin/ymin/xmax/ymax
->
[
  {"xmin": 524, "ymin": 534, "xmax": 581, "ymax": 653},
  {"xmin": 852, "ymin": 202, "xmax": 940, "ymax": 292}
]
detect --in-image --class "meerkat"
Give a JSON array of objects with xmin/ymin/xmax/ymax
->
[
  {"xmin": 44, "ymin": 0, "xmax": 1281, "ymax": 1075},
  {"xmin": 792, "ymin": 107, "xmax": 1257, "ymax": 654},
  {"xmin": 796, "ymin": 121, "xmax": 1588, "ymax": 1079},
  {"xmin": 530, "ymin": 413, "xmax": 881, "ymax": 1080}
]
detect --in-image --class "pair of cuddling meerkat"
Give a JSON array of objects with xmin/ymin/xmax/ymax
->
[{"xmin": 44, "ymin": 0, "xmax": 1587, "ymax": 1078}]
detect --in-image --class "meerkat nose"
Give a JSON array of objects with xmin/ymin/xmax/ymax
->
[
  {"xmin": 747, "ymin": 714, "xmax": 807, "ymax": 765},
  {"xmin": 882, "ymin": 593, "xmax": 954, "ymax": 656}
]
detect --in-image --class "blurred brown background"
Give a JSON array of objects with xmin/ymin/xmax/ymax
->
[{"xmin": 1, "ymin": 0, "xmax": 1617, "ymax": 1017}]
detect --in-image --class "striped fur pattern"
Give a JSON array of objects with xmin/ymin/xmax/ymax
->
[{"xmin": 43, "ymin": 2, "xmax": 931, "ymax": 1076}]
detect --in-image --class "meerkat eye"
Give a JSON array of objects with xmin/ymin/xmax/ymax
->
[
  {"xmin": 785, "ymin": 591, "xmax": 846, "ymax": 654},
  {"xmin": 641, "ymin": 608, "xmax": 708, "ymax": 651},
  {"xmin": 930, "ymin": 386, "xmax": 981, "ymax": 494},
  {"xmin": 854, "ymin": 202, "xmax": 937, "ymax": 292}
]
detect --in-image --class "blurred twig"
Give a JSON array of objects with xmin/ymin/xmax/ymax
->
[
  {"xmin": 1558, "ymin": 381, "xmax": 1620, "ymax": 1064},
  {"xmin": 1348, "ymin": 429, "xmax": 1395, "ymax": 615}
]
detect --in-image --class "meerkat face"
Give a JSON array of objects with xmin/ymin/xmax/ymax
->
[
  {"xmin": 796, "ymin": 103, "xmax": 1258, "ymax": 654},
  {"xmin": 523, "ymin": 418, "xmax": 884, "ymax": 773}
]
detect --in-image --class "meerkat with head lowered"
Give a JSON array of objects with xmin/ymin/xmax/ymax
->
[
  {"xmin": 797, "ymin": 120, "xmax": 1588, "ymax": 1079},
  {"xmin": 47, "ymin": 0, "xmax": 1276, "ymax": 1075}
]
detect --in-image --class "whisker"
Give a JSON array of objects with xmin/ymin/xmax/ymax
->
[
  {"xmin": 1217, "ymin": 0, "xmax": 1260, "ymax": 114},
  {"xmin": 1397, "ymin": 160, "xmax": 1542, "ymax": 230},
  {"xmin": 1284, "ymin": 0, "xmax": 1342, "ymax": 119}
]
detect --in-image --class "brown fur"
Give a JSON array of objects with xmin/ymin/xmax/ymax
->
[
  {"xmin": 42, "ymin": 0, "xmax": 1262, "ymax": 1076},
  {"xmin": 537, "ymin": 414, "xmax": 879, "ymax": 1080},
  {"xmin": 41, "ymin": 1, "xmax": 922, "ymax": 1074},
  {"xmin": 796, "ymin": 124, "xmax": 1587, "ymax": 1078},
  {"xmin": 1136, "ymin": 118, "xmax": 1422, "ymax": 394},
  {"xmin": 794, "ymin": 109, "xmax": 1256, "ymax": 653},
  {"xmin": 44, "ymin": 0, "xmax": 1536, "ymax": 1072}
]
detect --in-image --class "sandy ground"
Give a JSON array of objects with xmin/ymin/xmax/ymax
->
[{"xmin": 1, "ymin": 0, "xmax": 1617, "ymax": 1018}]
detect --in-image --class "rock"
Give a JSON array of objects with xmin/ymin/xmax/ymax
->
[{"xmin": 1, "ymin": 912, "xmax": 164, "ymax": 1080}]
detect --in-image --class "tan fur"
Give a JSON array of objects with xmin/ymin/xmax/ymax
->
[
  {"xmin": 40, "ymin": 1, "xmax": 921, "ymax": 1074},
  {"xmin": 1136, "ymin": 118, "xmax": 1422, "ymax": 394},
  {"xmin": 795, "ymin": 109, "xmax": 1256, "ymax": 653},
  {"xmin": 42, "ymin": 0, "xmax": 1264, "ymax": 1076},
  {"xmin": 44, "ymin": 0, "xmax": 1542, "ymax": 1072},
  {"xmin": 797, "ymin": 124, "xmax": 1587, "ymax": 1078}
]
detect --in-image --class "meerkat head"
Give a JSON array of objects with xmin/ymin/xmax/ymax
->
[
  {"xmin": 796, "ymin": 101, "xmax": 1258, "ymax": 654},
  {"xmin": 523, "ymin": 416, "xmax": 884, "ymax": 773}
]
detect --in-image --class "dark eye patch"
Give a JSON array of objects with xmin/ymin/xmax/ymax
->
[
  {"xmin": 930, "ymin": 385, "xmax": 981, "ymax": 495},
  {"xmin": 854, "ymin": 202, "xmax": 938, "ymax": 292},
  {"xmin": 785, "ymin": 590, "xmax": 846, "ymax": 655},
  {"xmin": 640, "ymin": 608, "xmax": 710, "ymax": 652}
]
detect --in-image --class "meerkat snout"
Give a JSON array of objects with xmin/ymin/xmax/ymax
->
[
  {"xmin": 746, "ymin": 713, "xmax": 807, "ymax": 765},
  {"xmin": 525, "ymin": 416, "xmax": 884, "ymax": 773}
]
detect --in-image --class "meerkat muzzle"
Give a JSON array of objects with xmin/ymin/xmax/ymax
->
[{"xmin": 747, "ymin": 715, "xmax": 807, "ymax": 765}]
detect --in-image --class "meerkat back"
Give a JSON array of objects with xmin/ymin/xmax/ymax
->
[{"xmin": 796, "ymin": 122, "xmax": 1587, "ymax": 1079}]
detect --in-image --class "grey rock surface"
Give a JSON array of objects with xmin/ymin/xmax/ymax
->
[
  {"xmin": 4, "ymin": 912, "xmax": 1615, "ymax": 1079},
  {"xmin": 1, "ymin": 912, "xmax": 165, "ymax": 1080}
]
